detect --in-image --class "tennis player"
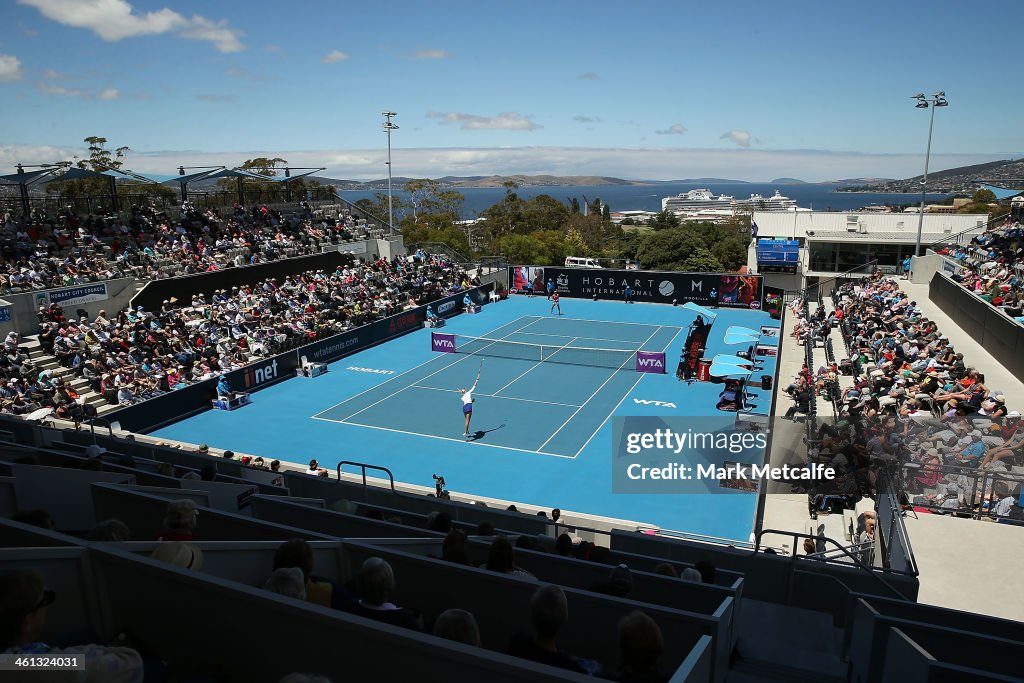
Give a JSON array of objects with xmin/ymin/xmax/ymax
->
[
  {"xmin": 550, "ymin": 291, "xmax": 561, "ymax": 316},
  {"xmin": 460, "ymin": 363, "xmax": 482, "ymax": 438}
]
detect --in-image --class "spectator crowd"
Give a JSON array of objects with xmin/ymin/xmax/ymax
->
[
  {"xmin": 790, "ymin": 272, "xmax": 1024, "ymax": 519},
  {"xmin": 0, "ymin": 200, "xmax": 385, "ymax": 294},
  {"xmin": 937, "ymin": 216, "xmax": 1024, "ymax": 324},
  {"xmin": 1, "ymin": 250, "xmax": 475, "ymax": 418}
]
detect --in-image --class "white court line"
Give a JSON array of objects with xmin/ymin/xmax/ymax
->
[
  {"xmin": 411, "ymin": 385, "xmax": 583, "ymax": 408},
  {"xmin": 310, "ymin": 416, "xmax": 577, "ymax": 459},
  {"xmin": 571, "ymin": 325, "xmax": 687, "ymax": 458},
  {"xmin": 537, "ymin": 325, "xmax": 663, "ymax": 452},
  {"xmin": 512, "ymin": 330, "xmax": 647, "ymax": 346},
  {"xmin": 311, "ymin": 315, "xmax": 545, "ymax": 419},
  {"xmin": 491, "ymin": 336, "xmax": 579, "ymax": 396},
  {"xmin": 543, "ymin": 315, "xmax": 685, "ymax": 330},
  {"xmin": 336, "ymin": 317, "xmax": 546, "ymax": 423}
]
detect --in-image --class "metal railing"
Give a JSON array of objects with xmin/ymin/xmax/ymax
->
[
  {"xmin": 757, "ymin": 528, "xmax": 912, "ymax": 600},
  {"xmin": 336, "ymin": 460, "xmax": 396, "ymax": 501},
  {"xmin": 924, "ymin": 211, "xmax": 1010, "ymax": 250}
]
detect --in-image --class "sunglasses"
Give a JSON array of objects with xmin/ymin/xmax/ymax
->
[{"xmin": 35, "ymin": 588, "xmax": 56, "ymax": 611}]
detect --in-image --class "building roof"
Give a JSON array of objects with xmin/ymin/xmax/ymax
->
[{"xmin": 805, "ymin": 230, "xmax": 956, "ymax": 243}]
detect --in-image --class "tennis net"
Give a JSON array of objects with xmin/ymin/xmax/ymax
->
[{"xmin": 431, "ymin": 331, "xmax": 651, "ymax": 370}]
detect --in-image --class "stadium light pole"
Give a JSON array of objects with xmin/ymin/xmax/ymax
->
[
  {"xmin": 912, "ymin": 91, "xmax": 948, "ymax": 257},
  {"xmin": 383, "ymin": 111, "xmax": 399, "ymax": 232}
]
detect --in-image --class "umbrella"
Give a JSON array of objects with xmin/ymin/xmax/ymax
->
[
  {"xmin": 709, "ymin": 362, "xmax": 753, "ymax": 379},
  {"xmin": 713, "ymin": 353, "xmax": 761, "ymax": 368},
  {"xmin": 681, "ymin": 302, "xmax": 718, "ymax": 320}
]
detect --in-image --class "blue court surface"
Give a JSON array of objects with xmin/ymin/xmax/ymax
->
[{"xmin": 153, "ymin": 296, "xmax": 780, "ymax": 541}]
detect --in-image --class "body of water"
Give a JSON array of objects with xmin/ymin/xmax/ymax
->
[{"xmin": 338, "ymin": 182, "xmax": 949, "ymax": 220}]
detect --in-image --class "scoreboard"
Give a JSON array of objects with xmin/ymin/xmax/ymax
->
[{"xmin": 756, "ymin": 239, "xmax": 799, "ymax": 273}]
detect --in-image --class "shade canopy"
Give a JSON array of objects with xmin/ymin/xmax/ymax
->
[
  {"xmin": 681, "ymin": 302, "xmax": 718, "ymax": 320},
  {"xmin": 709, "ymin": 362, "xmax": 753, "ymax": 379}
]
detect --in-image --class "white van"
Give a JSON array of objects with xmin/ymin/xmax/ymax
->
[{"xmin": 565, "ymin": 256, "xmax": 601, "ymax": 269}]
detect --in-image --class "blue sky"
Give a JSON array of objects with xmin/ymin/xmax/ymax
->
[{"xmin": 1, "ymin": 0, "xmax": 1021, "ymax": 181}]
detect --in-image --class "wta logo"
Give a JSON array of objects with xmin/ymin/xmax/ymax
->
[
  {"xmin": 635, "ymin": 351, "xmax": 667, "ymax": 374},
  {"xmin": 243, "ymin": 359, "xmax": 279, "ymax": 388},
  {"xmin": 432, "ymin": 333, "xmax": 456, "ymax": 353},
  {"xmin": 633, "ymin": 398, "xmax": 678, "ymax": 409}
]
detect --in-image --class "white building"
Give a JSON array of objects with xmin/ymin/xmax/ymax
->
[{"xmin": 749, "ymin": 210, "xmax": 990, "ymax": 290}]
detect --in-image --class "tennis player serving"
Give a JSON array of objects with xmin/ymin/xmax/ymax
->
[
  {"xmin": 460, "ymin": 361, "xmax": 482, "ymax": 438},
  {"xmin": 550, "ymin": 291, "xmax": 561, "ymax": 316}
]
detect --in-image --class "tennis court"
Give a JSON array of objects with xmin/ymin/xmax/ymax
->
[
  {"xmin": 152, "ymin": 295, "xmax": 780, "ymax": 541},
  {"xmin": 313, "ymin": 316, "xmax": 682, "ymax": 458}
]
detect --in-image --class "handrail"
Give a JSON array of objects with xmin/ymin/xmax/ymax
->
[
  {"xmin": 757, "ymin": 528, "xmax": 911, "ymax": 600},
  {"xmin": 85, "ymin": 417, "xmax": 114, "ymax": 444},
  {"xmin": 785, "ymin": 259, "xmax": 880, "ymax": 299},
  {"xmin": 924, "ymin": 211, "xmax": 1009, "ymax": 249},
  {"xmin": 407, "ymin": 241, "xmax": 473, "ymax": 265},
  {"xmin": 336, "ymin": 460, "xmax": 396, "ymax": 501},
  {"xmin": 330, "ymin": 190, "xmax": 398, "ymax": 235}
]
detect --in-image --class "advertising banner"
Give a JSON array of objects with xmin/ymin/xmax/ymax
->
[
  {"xmin": 635, "ymin": 351, "xmax": 666, "ymax": 374},
  {"xmin": 508, "ymin": 266, "xmax": 546, "ymax": 294},
  {"xmin": 511, "ymin": 266, "xmax": 762, "ymax": 309},
  {"xmin": 761, "ymin": 286, "xmax": 784, "ymax": 320},
  {"xmin": 46, "ymin": 283, "xmax": 108, "ymax": 307},
  {"xmin": 432, "ymin": 333, "xmax": 456, "ymax": 353},
  {"xmin": 0, "ymin": 306, "xmax": 10, "ymax": 323}
]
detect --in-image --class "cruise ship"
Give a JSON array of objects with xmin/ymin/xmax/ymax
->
[
  {"xmin": 661, "ymin": 188, "xmax": 736, "ymax": 212},
  {"xmin": 661, "ymin": 188, "xmax": 800, "ymax": 213},
  {"xmin": 736, "ymin": 190, "xmax": 799, "ymax": 211}
]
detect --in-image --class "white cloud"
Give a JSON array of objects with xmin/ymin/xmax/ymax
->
[
  {"xmin": 411, "ymin": 48, "xmax": 447, "ymax": 60},
  {"xmin": 426, "ymin": 111, "xmax": 541, "ymax": 131},
  {"xmin": 37, "ymin": 82, "xmax": 90, "ymax": 98},
  {"xmin": 721, "ymin": 130, "xmax": 752, "ymax": 147},
  {"xmin": 263, "ymin": 45, "xmax": 281, "ymax": 53},
  {"xmin": 40, "ymin": 68, "xmax": 64, "ymax": 80},
  {"xmin": 36, "ymin": 82, "xmax": 118, "ymax": 99},
  {"xmin": 322, "ymin": 50, "xmax": 349, "ymax": 63},
  {"xmin": 0, "ymin": 143, "xmax": 1012, "ymax": 184},
  {"xmin": 18, "ymin": 0, "xmax": 245, "ymax": 52},
  {"xmin": 573, "ymin": 115, "xmax": 602, "ymax": 123},
  {"xmin": 197, "ymin": 94, "xmax": 236, "ymax": 103},
  {"xmin": 0, "ymin": 55, "xmax": 23, "ymax": 82},
  {"xmin": 656, "ymin": 124, "xmax": 687, "ymax": 135},
  {"xmin": 577, "ymin": 72, "xmax": 600, "ymax": 80}
]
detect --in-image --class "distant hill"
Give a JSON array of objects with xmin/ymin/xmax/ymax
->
[
  {"xmin": 312, "ymin": 174, "xmax": 649, "ymax": 190},
  {"xmin": 825, "ymin": 177, "xmax": 897, "ymax": 187},
  {"xmin": 771, "ymin": 177, "xmax": 807, "ymax": 184},
  {"xmin": 667, "ymin": 177, "xmax": 748, "ymax": 184},
  {"xmin": 840, "ymin": 159, "xmax": 1024, "ymax": 194}
]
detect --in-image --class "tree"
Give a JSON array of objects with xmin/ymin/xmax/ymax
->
[
  {"xmin": 635, "ymin": 230, "xmax": 706, "ymax": 270},
  {"xmin": 569, "ymin": 197, "xmax": 580, "ymax": 214},
  {"xmin": 972, "ymin": 188, "xmax": 996, "ymax": 204},
  {"xmin": 49, "ymin": 136, "xmax": 173, "ymax": 204},
  {"xmin": 602, "ymin": 203, "xmax": 611, "ymax": 220},
  {"xmin": 648, "ymin": 210, "xmax": 681, "ymax": 230}
]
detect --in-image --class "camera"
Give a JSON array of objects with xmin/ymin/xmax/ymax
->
[{"xmin": 432, "ymin": 474, "xmax": 448, "ymax": 499}]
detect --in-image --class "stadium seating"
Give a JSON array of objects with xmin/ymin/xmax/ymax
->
[{"xmin": 0, "ymin": 364, "xmax": 1020, "ymax": 681}]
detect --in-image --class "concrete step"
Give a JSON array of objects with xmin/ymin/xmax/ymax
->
[
  {"xmin": 729, "ymin": 599, "xmax": 847, "ymax": 683},
  {"xmin": 95, "ymin": 403, "xmax": 120, "ymax": 416}
]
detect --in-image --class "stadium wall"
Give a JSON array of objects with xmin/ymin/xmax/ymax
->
[
  {"xmin": 929, "ymin": 272, "xmax": 1024, "ymax": 381},
  {"xmin": 130, "ymin": 251, "xmax": 356, "ymax": 312},
  {"xmin": 0, "ymin": 278, "xmax": 137, "ymax": 337},
  {"xmin": 105, "ymin": 284, "xmax": 494, "ymax": 432},
  {"xmin": 508, "ymin": 266, "xmax": 764, "ymax": 310}
]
